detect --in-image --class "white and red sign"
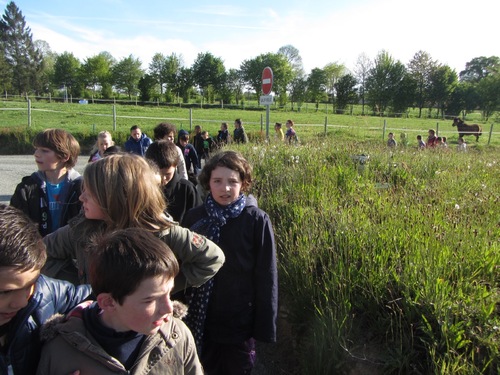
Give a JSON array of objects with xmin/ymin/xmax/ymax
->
[{"xmin": 261, "ymin": 66, "xmax": 273, "ymax": 95}]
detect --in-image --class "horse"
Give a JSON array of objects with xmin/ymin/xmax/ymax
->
[{"xmin": 452, "ymin": 117, "xmax": 482, "ymax": 142}]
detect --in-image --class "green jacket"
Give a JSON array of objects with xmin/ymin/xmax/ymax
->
[
  {"xmin": 36, "ymin": 301, "xmax": 202, "ymax": 375},
  {"xmin": 42, "ymin": 214, "xmax": 225, "ymax": 293}
]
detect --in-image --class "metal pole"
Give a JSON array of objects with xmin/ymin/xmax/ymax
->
[
  {"xmin": 28, "ymin": 99, "xmax": 31, "ymax": 127},
  {"xmin": 382, "ymin": 119, "xmax": 386, "ymax": 140},
  {"xmin": 266, "ymin": 105, "xmax": 270, "ymax": 140},
  {"xmin": 113, "ymin": 105, "xmax": 116, "ymax": 131},
  {"xmin": 189, "ymin": 108, "xmax": 193, "ymax": 131},
  {"xmin": 488, "ymin": 123, "xmax": 494, "ymax": 145},
  {"xmin": 324, "ymin": 116, "xmax": 328, "ymax": 134}
]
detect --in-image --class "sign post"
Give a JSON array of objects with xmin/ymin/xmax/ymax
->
[{"xmin": 260, "ymin": 67, "xmax": 273, "ymax": 140}]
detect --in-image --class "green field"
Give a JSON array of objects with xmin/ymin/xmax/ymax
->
[{"xmin": 1, "ymin": 101, "xmax": 499, "ymax": 374}]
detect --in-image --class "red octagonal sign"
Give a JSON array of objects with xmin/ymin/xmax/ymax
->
[{"xmin": 261, "ymin": 67, "xmax": 273, "ymax": 95}]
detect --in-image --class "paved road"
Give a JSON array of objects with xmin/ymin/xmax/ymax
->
[{"xmin": 0, "ymin": 155, "xmax": 88, "ymax": 204}]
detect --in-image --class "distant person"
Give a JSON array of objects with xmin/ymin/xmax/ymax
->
[
  {"xmin": 181, "ymin": 151, "xmax": 278, "ymax": 375},
  {"xmin": 233, "ymin": 118, "xmax": 248, "ymax": 144},
  {"xmin": 457, "ymin": 136, "xmax": 467, "ymax": 152},
  {"xmin": 274, "ymin": 122, "xmax": 284, "ymax": 142},
  {"xmin": 37, "ymin": 228, "xmax": 203, "ymax": 374},
  {"xmin": 201, "ymin": 131, "xmax": 215, "ymax": 161},
  {"xmin": 441, "ymin": 136, "xmax": 448, "ymax": 148},
  {"xmin": 217, "ymin": 122, "xmax": 230, "ymax": 146},
  {"xmin": 88, "ymin": 130, "xmax": 114, "ymax": 162},
  {"xmin": 400, "ymin": 132, "xmax": 408, "ymax": 147},
  {"xmin": 124, "ymin": 125, "xmax": 152, "ymax": 156},
  {"xmin": 146, "ymin": 140, "xmax": 202, "ymax": 223},
  {"xmin": 427, "ymin": 129, "xmax": 438, "ymax": 148},
  {"xmin": 153, "ymin": 122, "xmax": 188, "ymax": 180},
  {"xmin": 285, "ymin": 119, "xmax": 298, "ymax": 144},
  {"xmin": 387, "ymin": 132, "xmax": 397, "ymax": 148},
  {"xmin": 417, "ymin": 135, "xmax": 426, "ymax": 149},
  {"xmin": 192, "ymin": 125, "xmax": 204, "ymax": 169},
  {"xmin": 42, "ymin": 153, "xmax": 224, "ymax": 289},
  {"xmin": 10, "ymin": 128, "xmax": 82, "ymax": 236},
  {"xmin": 177, "ymin": 129, "xmax": 201, "ymax": 178},
  {"xmin": 0, "ymin": 203, "xmax": 91, "ymax": 375}
]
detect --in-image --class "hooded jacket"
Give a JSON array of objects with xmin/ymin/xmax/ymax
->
[
  {"xmin": 182, "ymin": 195, "xmax": 278, "ymax": 344},
  {"xmin": 36, "ymin": 301, "xmax": 202, "ymax": 375},
  {"xmin": 10, "ymin": 169, "xmax": 82, "ymax": 236},
  {"xmin": 162, "ymin": 170, "xmax": 202, "ymax": 223},
  {"xmin": 124, "ymin": 133, "xmax": 152, "ymax": 156},
  {"xmin": 0, "ymin": 275, "xmax": 91, "ymax": 375},
  {"xmin": 42, "ymin": 214, "xmax": 225, "ymax": 293},
  {"xmin": 176, "ymin": 130, "xmax": 200, "ymax": 176}
]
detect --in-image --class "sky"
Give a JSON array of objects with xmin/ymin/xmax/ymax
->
[{"xmin": 4, "ymin": 0, "xmax": 500, "ymax": 76}]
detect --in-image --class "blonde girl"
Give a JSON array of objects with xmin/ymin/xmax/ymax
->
[
  {"xmin": 88, "ymin": 131, "xmax": 114, "ymax": 162},
  {"xmin": 43, "ymin": 153, "xmax": 225, "ymax": 294}
]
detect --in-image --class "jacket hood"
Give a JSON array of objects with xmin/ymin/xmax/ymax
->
[
  {"xmin": 33, "ymin": 168, "xmax": 81, "ymax": 184},
  {"xmin": 177, "ymin": 129, "xmax": 189, "ymax": 141},
  {"xmin": 246, "ymin": 194, "xmax": 258, "ymax": 208},
  {"xmin": 40, "ymin": 300, "xmax": 189, "ymax": 342}
]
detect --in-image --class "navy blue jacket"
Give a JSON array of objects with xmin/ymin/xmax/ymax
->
[
  {"xmin": 124, "ymin": 133, "xmax": 152, "ymax": 156},
  {"xmin": 182, "ymin": 196, "xmax": 278, "ymax": 344},
  {"xmin": 0, "ymin": 275, "xmax": 91, "ymax": 375}
]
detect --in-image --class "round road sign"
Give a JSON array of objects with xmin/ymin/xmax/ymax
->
[{"xmin": 261, "ymin": 67, "xmax": 273, "ymax": 95}]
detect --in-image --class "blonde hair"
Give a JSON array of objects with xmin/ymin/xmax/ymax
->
[
  {"xmin": 90, "ymin": 131, "xmax": 114, "ymax": 156},
  {"xmin": 83, "ymin": 153, "xmax": 171, "ymax": 231}
]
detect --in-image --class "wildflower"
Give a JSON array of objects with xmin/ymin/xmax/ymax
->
[{"xmin": 455, "ymin": 204, "xmax": 460, "ymax": 210}]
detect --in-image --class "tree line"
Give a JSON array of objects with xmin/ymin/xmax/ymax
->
[{"xmin": 1, "ymin": 1, "xmax": 499, "ymax": 119}]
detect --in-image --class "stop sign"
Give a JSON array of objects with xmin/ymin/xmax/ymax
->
[{"xmin": 261, "ymin": 67, "xmax": 273, "ymax": 95}]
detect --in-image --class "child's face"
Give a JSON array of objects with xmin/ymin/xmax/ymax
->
[
  {"xmin": 165, "ymin": 132, "xmax": 175, "ymax": 143},
  {"xmin": 0, "ymin": 266, "xmax": 39, "ymax": 325},
  {"xmin": 105, "ymin": 275, "xmax": 174, "ymax": 335},
  {"xmin": 34, "ymin": 147, "xmax": 66, "ymax": 173},
  {"xmin": 98, "ymin": 136, "xmax": 113, "ymax": 154},
  {"xmin": 131, "ymin": 128, "xmax": 142, "ymax": 141},
  {"xmin": 209, "ymin": 166, "xmax": 243, "ymax": 207},
  {"xmin": 157, "ymin": 166, "xmax": 176, "ymax": 186},
  {"xmin": 79, "ymin": 188, "xmax": 106, "ymax": 220}
]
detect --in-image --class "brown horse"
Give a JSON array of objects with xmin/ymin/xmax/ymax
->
[{"xmin": 452, "ymin": 117, "xmax": 482, "ymax": 141}]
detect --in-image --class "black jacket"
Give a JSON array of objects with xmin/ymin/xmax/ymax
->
[
  {"xmin": 163, "ymin": 171, "xmax": 202, "ymax": 223},
  {"xmin": 10, "ymin": 170, "xmax": 82, "ymax": 236},
  {"xmin": 0, "ymin": 275, "xmax": 91, "ymax": 375},
  {"xmin": 182, "ymin": 195, "xmax": 278, "ymax": 344}
]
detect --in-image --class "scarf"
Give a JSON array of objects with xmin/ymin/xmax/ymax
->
[{"xmin": 185, "ymin": 193, "xmax": 246, "ymax": 353}]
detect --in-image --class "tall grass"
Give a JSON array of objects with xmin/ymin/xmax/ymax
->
[{"xmin": 239, "ymin": 141, "xmax": 499, "ymax": 374}]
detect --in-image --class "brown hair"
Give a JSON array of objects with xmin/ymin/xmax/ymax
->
[
  {"xmin": 33, "ymin": 128, "xmax": 80, "ymax": 168},
  {"xmin": 145, "ymin": 140, "xmax": 180, "ymax": 169}
]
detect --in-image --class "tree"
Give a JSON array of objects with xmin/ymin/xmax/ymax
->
[
  {"xmin": 164, "ymin": 53, "xmax": 183, "ymax": 102},
  {"xmin": 0, "ymin": 48, "xmax": 12, "ymax": 94},
  {"xmin": 53, "ymin": 52, "xmax": 81, "ymax": 98},
  {"xmin": 306, "ymin": 68, "xmax": 327, "ymax": 111},
  {"xmin": 138, "ymin": 73, "xmax": 158, "ymax": 102},
  {"xmin": 0, "ymin": 1, "xmax": 42, "ymax": 95},
  {"xmin": 149, "ymin": 53, "xmax": 168, "ymax": 96},
  {"xmin": 366, "ymin": 50, "xmax": 406, "ymax": 114},
  {"xmin": 334, "ymin": 74, "xmax": 358, "ymax": 113},
  {"xmin": 111, "ymin": 55, "xmax": 143, "ymax": 99},
  {"xmin": 459, "ymin": 56, "xmax": 500, "ymax": 83},
  {"xmin": 476, "ymin": 73, "xmax": 500, "ymax": 120},
  {"xmin": 428, "ymin": 65, "xmax": 458, "ymax": 118},
  {"xmin": 191, "ymin": 52, "xmax": 226, "ymax": 103},
  {"xmin": 80, "ymin": 52, "xmax": 114, "ymax": 99},
  {"xmin": 323, "ymin": 62, "xmax": 346, "ymax": 109},
  {"xmin": 176, "ymin": 67, "xmax": 194, "ymax": 103},
  {"xmin": 288, "ymin": 73, "xmax": 307, "ymax": 110},
  {"xmin": 407, "ymin": 50, "xmax": 436, "ymax": 118},
  {"xmin": 353, "ymin": 53, "xmax": 373, "ymax": 115},
  {"xmin": 34, "ymin": 40, "xmax": 56, "ymax": 94},
  {"xmin": 223, "ymin": 68, "xmax": 244, "ymax": 105}
]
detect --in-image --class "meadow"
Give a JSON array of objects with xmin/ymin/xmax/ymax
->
[{"xmin": 1, "ymin": 100, "xmax": 499, "ymax": 373}]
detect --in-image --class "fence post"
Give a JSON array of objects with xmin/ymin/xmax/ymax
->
[
  {"xmin": 112, "ymin": 105, "xmax": 116, "ymax": 131},
  {"xmin": 382, "ymin": 119, "xmax": 386, "ymax": 140},
  {"xmin": 324, "ymin": 116, "xmax": 328, "ymax": 134},
  {"xmin": 436, "ymin": 122, "xmax": 439, "ymax": 137},
  {"xmin": 488, "ymin": 123, "xmax": 494, "ymax": 145},
  {"xmin": 27, "ymin": 99, "xmax": 31, "ymax": 127},
  {"xmin": 260, "ymin": 114, "xmax": 263, "ymax": 133},
  {"xmin": 189, "ymin": 108, "xmax": 193, "ymax": 131}
]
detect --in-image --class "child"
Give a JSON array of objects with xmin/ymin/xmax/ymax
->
[
  {"xmin": 427, "ymin": 129, "xmax": 437, "ymax": 148},
  {"xmin": 88, "ymin": 130, "xmax": 114, "ymax": 162},
  {"xmin": 274, "ymin": 122, "xmax": 284, "ymax": 142},
  {"xmin": 233, "ymin": 118, "xmax": 248, "ymax": 144},
  {"xmin": 217, "ymin": 122, "xmax": 230, "ymax": 146},
  {"xmin": 387, "ymin": 132, "xmax": 397, "ymax": 148},
  {"xmin": 417, "ymin": 134, "xmax": 426, "ymax": 149},
  {"xmin": 457, "ymin": 136, "xmax": 467, "ymax": 152},
  {"xmin": 10, "ymin": 128, "xmax": 82, "ymax": 236},
  {"xmin": 192, "ymin": 125, "xmax": 204, "ymax": 169},
  {"xmin": 201, "ymin": 131, "xmax": 215, "ymax": 160},
  {"xmin": 42, "ymin": 153, "xmax": 224, "ymax": 292},
  {"xmin": 181, "ymin": 151, "xmax": 278, "ymax": 374},
  {"xmin": 153, "ymin": 122, "xmax": 188, "ymax": 180},
  {"xmin": 37, "ymin": 228, "xmax": 202, "ymax": 374},
  {"xmin": 285, "ymin": 119, "xmax": 298, "ymax": 144},
  {"xmin": 400, "ymin": 132, "xmax": 408, "ymax": 147},
  {"xmin": 124, "ymin": 125, "xmax": 152, "ymax": 156},
  {"xmin": 146, "ymin": 140, "xmax": 202, "ymax": 223},
  {"xmin": 177, "ymin": 129, "xmax": 201, "ymax": 178},
  {"xmin": 0, "ymin": 204, "xmax": 91, "ymax": 375}
]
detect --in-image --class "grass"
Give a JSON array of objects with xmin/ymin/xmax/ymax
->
[{"xmin": 1, "ymin": 100, "xmax": 499, "ymax": 373}]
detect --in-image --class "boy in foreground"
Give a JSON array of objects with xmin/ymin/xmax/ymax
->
[
  {"xmin": 37, "ymin": 228, "xmax": 202, "ymax": 375},
  {"xmin": 0, "ymin": 204, "xmax": 91, "ymax": 375}
]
